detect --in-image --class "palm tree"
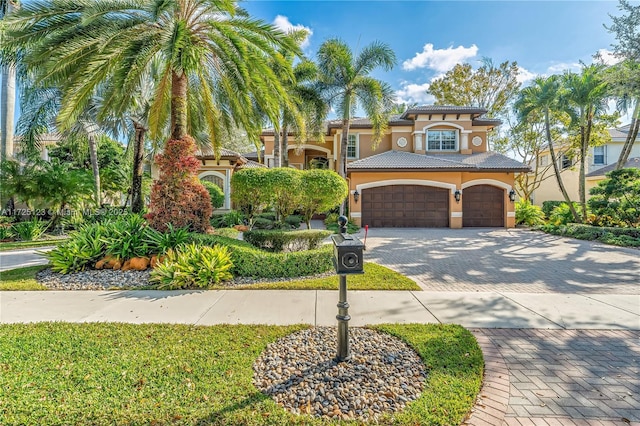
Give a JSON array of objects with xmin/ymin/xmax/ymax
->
[
  {"xmin": 604, "ymin": 59, "xmax": 640, "ymax": 170},
  {"xmin": 316, "ymin": 39, "xmax": 396, "ymax": 185},
  {"xmin": 4, "ymin": 0, "xmax": 300, "ymax": 159},
  {"xmin": 0, "ymin": 0, "xmax": 19, "ymax": 162},
  {"xmin": 515, "ymin": 75, "xmax": 581, "ymax": 222},
  {"xmin": 562, "ymin": 64, "xmax": 613, "ymax": 221}
]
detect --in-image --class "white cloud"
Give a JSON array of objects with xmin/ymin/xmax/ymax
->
[
  {"xmin": 395, "ymin": 82, "xmax": 435, "ymax": 105},
  {"xmin": 402, "ymin": 43, "xmax": 478, "ymax": 72},
  {"xmin": 546, "ymin": 62, "xmax": 582, "ymax": 74},
  {"xmin": 272, "ymin": 15, "xmax": 313, "ymax": 49},
  {"xmin": 516, "ymin": 66, "xmax": 537, "ymax": 84},
  {"xmin": 595, "ymin": 48, "xmax": 622, "ymax": 65}
]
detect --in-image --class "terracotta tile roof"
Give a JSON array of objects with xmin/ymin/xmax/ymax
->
[
  {"xmin": 195, "ymin": 147, "xmax": 245, "ymax": 159},
  {"xmin": 399, "ymin": 105, "xmax": 488, "ymax": 118},
  {"xmin": 586, "ymin": 157, "xmax": 640, "ymax": 177},
  {"xmin": 347, "ymin": 150, "xmax": 530, "ymax": 172},
  {"xmin": 242, "ymin": 159, "xmax": 267, "ymax": 169},
  {"xmin": 609, "ymin": 124, "xmax": 635, "ymax": 139}
]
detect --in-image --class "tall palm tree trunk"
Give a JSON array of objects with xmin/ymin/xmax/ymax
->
[
  {"xmin": 87, "ymin": 134, "xmax": 101, "ymax": 206},
  {"xmin": 545, "ymin": 108, "xmax": 580, "ymax": 222},
  {"xmin": 578, "ymin": 116, "xmax": 594, "ymax": 222},
  {"xmin": 282, "ymin": 124, "xmax": 289, "ymax": 168},
  {"xmin": 339, "ymin": 117, "xmax": 352, "ymax": 215},
  {"xmin": 171, "ymin": 72, "xmax": 188, "ymax": 140},
  {"xmin": 0, "ymin": 0, "xmax": 18, "ymax": 162},
  {"xmin": 131, "ymin": 121, "xmax": 146, "ymax": 213},
  {"xmin": 273, "ymin": 130, "xmax": 281, "ymax": 167},
  {"xmin": 616, "ymin": 101, "xmax": 640, "ymax": 170}
]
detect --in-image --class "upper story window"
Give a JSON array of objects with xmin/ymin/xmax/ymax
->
[
  {"xmin": 427, "ymin": 130, "xmax": 457, "ymax": 151},
  {"xmin": 561, "ymin": 154, "xmax": 573, "ymax": 170},
  {"xmin": 593, "ymin": 146, "xmax": 606, "ymax": 165},
  {"xmin": 347, "ymin": 134, "xmax": 359, "ymax": 159},
  {"xmin": 538, "ymin": 155, "xmax": 549, "ymax": 167}
]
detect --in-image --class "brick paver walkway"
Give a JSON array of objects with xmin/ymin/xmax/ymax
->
[
  {"xmin": 362, "ymin": 228, "xmax": 640, "ymax": 425},
  {"xmin": 363, "ymin": 228, "xmax": 640, "ymax": 294},
  {"xmin": 469, "ymin": 329, "xmax": 640, "ymax": 426}
]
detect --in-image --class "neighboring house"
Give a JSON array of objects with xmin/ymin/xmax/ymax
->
[
  {"xmin": 13, "ymin": 133, "xmax": 62, "ymax": 161},
  {"xmin": 258, "ymin": 105, "xmax": 530, "ymax": 229},
  {"xmin": 531, "ymin": 124, "xmax": 640, "ymax": 206}
]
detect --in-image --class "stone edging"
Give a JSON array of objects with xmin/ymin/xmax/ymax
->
[{"xmin": 463, "ymin": 329, "xmax": 510, "ymax": 426}]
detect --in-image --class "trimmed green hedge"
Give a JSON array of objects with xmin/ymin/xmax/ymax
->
[
  {"xmin": 243, "ymin": 229, "xmax": 332, "ymax": 252},
  {"xmin": 539, "ymin": 223, "xmax": 640, "ymax": 247},
  {"xmin": 191, "ymin": 234, "xmax": 333, "ymax": 278}
]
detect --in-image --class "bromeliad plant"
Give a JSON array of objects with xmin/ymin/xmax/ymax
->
[
  {"xmin": 12, "ymin": 219, "xmax": 50, "ymax": 242},
  {"xmin": 47, "ymin": 223, "xmax": 108, "ymax": 274},
  {"xmin": 150, "ymin": 243, "xmax": 233, "ymax": 289},
  {"xmin": 144, "ymin": 224, "xmax": 191, "ymax": 255}
]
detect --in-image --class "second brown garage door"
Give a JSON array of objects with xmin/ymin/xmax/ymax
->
[
  {"xmin": 361, "ymin": 185, "xmax": 449, "ymax": 228},
  {"xmin": 463, "ymin": 185, "xmax": 504, "ymax": 227}
]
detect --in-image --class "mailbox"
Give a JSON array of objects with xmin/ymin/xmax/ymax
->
[{"xmin": 331, "ymin": 220, "xmax": 364, "ymax": 275}]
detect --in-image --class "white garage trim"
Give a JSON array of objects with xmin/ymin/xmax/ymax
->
[
  {"xmin": 462, "ymin": 179, "xmax": 512, "ymax": 192},
  {"xmin": 356, "ymin": 179, "xmax": 458, "ymax": 195}
]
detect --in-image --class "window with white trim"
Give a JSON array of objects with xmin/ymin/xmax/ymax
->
[
  {"xmin": 561, "ymin": 154, "xmax": 572, "ymax": 170},
  {"xmin": 538, "ymin": 155, "xmax": 548, "ymax": 167},
  {"xmin": 347, "ymin": 134, "xmax": 359, "ymax": 159},
  {"xmin": 593, "ymin": 146, "xmax": 606, "ymax": 165},
  {"xmin": 427, "ymin": 130, "xmax": 457, "ymax": 151}
]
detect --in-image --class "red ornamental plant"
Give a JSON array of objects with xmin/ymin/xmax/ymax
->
[{"xmin": 146, "ymin": 136, "xmax": 212, "ymax": 232}]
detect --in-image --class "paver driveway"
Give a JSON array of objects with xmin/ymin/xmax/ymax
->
[{"xmin": 362, "ymin": 228, "xmax": 640, "ymax": 294}]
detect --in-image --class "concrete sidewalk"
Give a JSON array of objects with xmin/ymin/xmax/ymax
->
[{"xmin": 1, "ymin": 289, "xmax": 638, "ymax": 329}]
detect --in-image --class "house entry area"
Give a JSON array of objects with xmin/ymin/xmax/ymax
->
[{"xmin": 361, "ymin": 185, "xmax": 449, "ymax": 228}]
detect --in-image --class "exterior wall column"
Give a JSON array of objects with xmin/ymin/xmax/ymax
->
[
  {"xmin": 225, "ymin": 169, "xmax": 231, "ymax": 210},
  {"xmin": 460, "ymin": 130, "xmax": 472, "ymax": 155},
  {"xmin": 413, "ymin": 132, "xmax": 425, "ymax": 154}
]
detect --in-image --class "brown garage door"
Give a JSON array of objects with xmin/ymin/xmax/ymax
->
[
  {"xmin": 361, "ymin": 185, "xmax": 449, "ymax": 228},
  {"xmin": 463, "ymin": 185, "xmax": 504, "ymax": 227}
]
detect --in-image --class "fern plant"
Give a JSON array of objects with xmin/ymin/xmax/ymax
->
[
  {"xmin": 150, "ymin": 244, "xmax": 233, "ymax": 289},
  {"xmin": 515, "ymin": 200, "xmax": 546, "ymax": 226}
]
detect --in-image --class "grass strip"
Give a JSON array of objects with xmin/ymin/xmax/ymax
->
[
  {"xmin": 233, "ymin": 263, "xmax": 420, "ymax": 291},
  {"xmin": 0, "ymin": 265, "xmax": 47, "ymax": 290},
  {"xmin": 0, "ymin": 323, "xmax": 482, "ymax": 425},
  {"xmin": 0, "ymin": 238, "xmax": 66, "ymax": 251}
]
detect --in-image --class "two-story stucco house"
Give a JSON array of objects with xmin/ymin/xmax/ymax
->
[
  {"xmin": 530, "ymin": 124, "xmax": 640, "ymax": 206},
  {"xmin": 257, "ymin": 105, "xmax": 530, "ymax": 229}
]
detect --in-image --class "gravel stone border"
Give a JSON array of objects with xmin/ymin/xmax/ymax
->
[
  {"xmin": 35, "ymin": 268, "xmax": 336, "ymax": 290},
  {"xmin": 253, "ymin": 327, "xmax": 427, "ymax": 421}
]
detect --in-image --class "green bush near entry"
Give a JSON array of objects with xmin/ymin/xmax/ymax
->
[
  {"xmin": 243, "ymin": 229, "xmax": 331, "ymax": 252},
  {"xmin": 192, "ymin": 234, "xmax": 333, "ymax": 278}
]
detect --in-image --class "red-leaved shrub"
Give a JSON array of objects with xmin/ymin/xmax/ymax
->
[{"xmin": 145, "ymin": 136, "xmax": 212, "ymax": 232}]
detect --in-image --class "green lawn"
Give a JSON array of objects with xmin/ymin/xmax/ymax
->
[
  {"xmin": 232, "ymin": 263, "xmax": 420, "ymax": 291},
  {"xmin": 0, "ymin": 237, "xmax": 67, "ymax": 251},
  {"xmin": 0, "ymin": 265, "xmax": 47, "ymax": 290},
  {"xmin": 0, "ymin": 323, "xmax": 483, "ymax": 426}
]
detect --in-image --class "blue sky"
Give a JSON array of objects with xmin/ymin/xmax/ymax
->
[{"xmin": 244, "ymin": 0, "xmax": 627, "ymax": 106}]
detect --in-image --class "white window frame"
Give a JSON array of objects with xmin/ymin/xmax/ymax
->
[
  {"xmin": 560, "ymin": 154, "xmax": 572, "ymax": 170},
  {"xmin": 426, "ymin": 129, "xmax": 459, "ymax": 152},
  {"xmin": 347, "ymin": 133, "xmax": 359, "ymax": 159},
  {"xmin": 593, "ymin": 146, "xmax": 606, "ymax": 165}
]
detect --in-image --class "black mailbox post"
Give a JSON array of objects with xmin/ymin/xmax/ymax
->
[{"xmin": 330, "ymin": 216, "xmax": 364, "ymax": 362}]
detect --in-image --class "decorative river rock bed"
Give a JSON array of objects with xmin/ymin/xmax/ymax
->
[{"xmin": 253, "ymin": 327, "xmax": 427, "ymax": 421}]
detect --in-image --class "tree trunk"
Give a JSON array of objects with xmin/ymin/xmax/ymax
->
[
  {"xmin": 1, "ymin": 61, "xmax": 16, "ymax": 163},
  {"xmin": 545, "ymin": 108, "xmax": 580, "ymax": 222},
  {"xmin": 579, "ymin": 114, "xmax": 594, "ymax": 222},
  {"xmin": 282, "ymin": 124, "xmax": 289, "ymax": 168},
  {"xmin": 131, "ymin": 121, "xmax": 146, "ymax": 213},
  {"xmin": 339, "ymin": 118, "xmax": 352, "ymax": 216},
  {"xmin": 170, "ymin": 71, "xmax": 188, "ymax": 140},
  {"xmin": 273, "ymin": 129, "xmax": 281, "ymax": 167},
  {"xmin": 87, "ymin": 134, "xmax": 101, "ymax": 207},
  {"xmin": 0, "ymin": 0, "xmax": 17, "ymax": 163},
  {"xmin": 616, "ymin": 101, "xmax": 640, "ymax": 170}
]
